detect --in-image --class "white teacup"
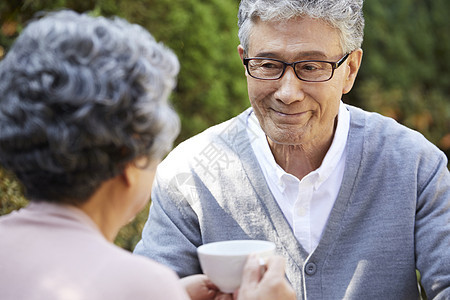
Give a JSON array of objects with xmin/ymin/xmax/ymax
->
[{"xmin": 197, "ymin": 240, "xmax": 276, "ymax": 293}]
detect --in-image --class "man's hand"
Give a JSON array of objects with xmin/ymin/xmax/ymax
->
[{"xmin": 235, "ymin": 254, "xmax": 296, "ymax": 300}]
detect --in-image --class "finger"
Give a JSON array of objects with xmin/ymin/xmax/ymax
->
[
  {"xmin": 240, "ymin": 254, "xmax": 261, "ymax": 288},
  {"xmin": 214, "ymin": 293, "xmax": 233, "ymax": 300},
  {"xmin": 180, "ymin": 274, "xmax": 219, "ymax": 300},
  {"xmin": 232, "ymin": 288, "xmax": 239, "ymax": 300},
  {"xmin": 203, "ymin": 278, "xmax": 220, "ymax": 291},
  {"xmin": 261, "ymin": 256, "xmax": 286, "ymax": 280}
]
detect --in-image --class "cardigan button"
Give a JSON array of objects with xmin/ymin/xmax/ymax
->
[{"xmin": 305, "ymin": 262, "xmax": 317, "ymax": 275}]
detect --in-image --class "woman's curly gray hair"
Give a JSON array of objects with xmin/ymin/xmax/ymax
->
[
  {"xmin": 0, "ymin": 10, "xmax": 180, "ymax": 204},
  {"xmin": 238, "ymin": 0, "xmax": 365, "ymax": 53}
]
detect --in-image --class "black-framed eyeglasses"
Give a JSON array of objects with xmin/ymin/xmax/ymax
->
[{"xmin": 243, "ymin": 53, "xmax": 350, "ymax": 82}]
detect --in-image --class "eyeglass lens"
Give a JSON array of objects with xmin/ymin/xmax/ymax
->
[{"xmin": 247, "ymin": 59, "xmax": 334, "ymax": 81}]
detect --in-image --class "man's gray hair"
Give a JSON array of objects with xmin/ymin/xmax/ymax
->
[
  {"xmin": 0, "ymin": 10, "xmax": 180, "ymax": 204},
  {"xmin": 238, "ymin": 0, "xmax": 365, "ymax": 53}
]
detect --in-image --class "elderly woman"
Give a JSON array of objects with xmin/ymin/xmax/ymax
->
[{"xmin": 0, "ymin": 10, "xmax": 294, "ymax": 300}]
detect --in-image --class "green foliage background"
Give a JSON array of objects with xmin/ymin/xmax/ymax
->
[{"xmin": 0, "ymin": 0, "xmax": 449, "ymax": 263}]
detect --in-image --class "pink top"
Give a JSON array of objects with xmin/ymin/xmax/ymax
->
[{"xmin": 0, "ymin": 201, "xmax": 189, "ymax": 300}]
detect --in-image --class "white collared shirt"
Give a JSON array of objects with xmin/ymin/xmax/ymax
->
[{"xmin": 247, "ymin": 101, "xmax": 350, "ymax": 253}]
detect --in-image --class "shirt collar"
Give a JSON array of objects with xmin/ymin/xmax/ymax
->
[{"xmin": 314, "ymin": 101, "xmax": 350, "ymax": 188}]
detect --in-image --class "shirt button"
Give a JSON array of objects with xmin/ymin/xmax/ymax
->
[{"xmin": 305, "ymin": 262, "xmax": 317, "ymax": 275}]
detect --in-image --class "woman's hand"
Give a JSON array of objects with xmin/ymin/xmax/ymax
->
[{"xmin": 180, "ymin": 274, "xmax": 233, "ymax": 300}]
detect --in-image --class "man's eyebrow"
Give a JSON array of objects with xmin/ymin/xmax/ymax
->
[
  {"xmin": 297, "ymin": 51, "xmax": 328, "ymax": 59},
  {"xmin": 252, "ymin": 51, "xmax": 278, "ymax": 58},
  {"xmin": 251, "ymin": 50, "xmax": 329, "ymax": 59}
]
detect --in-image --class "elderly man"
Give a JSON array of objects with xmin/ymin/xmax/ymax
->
[{"xmin": 134, "ymin": 0, "xmax": 450, "ymax": 299}]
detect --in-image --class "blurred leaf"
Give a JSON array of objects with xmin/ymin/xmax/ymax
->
[
  {"xmin": 1, "ymin": 20, "xmax": 18, "ymax": 36},
  {"xmin": 0, "ymin": 167, "xmax": 28, "ymax": 216}
]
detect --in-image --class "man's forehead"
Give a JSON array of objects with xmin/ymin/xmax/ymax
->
[{"xmin": 247, "ymin": 17, "xmax": 342, "ymax": 58}]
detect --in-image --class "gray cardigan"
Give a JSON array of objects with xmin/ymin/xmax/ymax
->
[{"xmin": 134, "ymin": 105, "xmax": 450, "ymax": 299}]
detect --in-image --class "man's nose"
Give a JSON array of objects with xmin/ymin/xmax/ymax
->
[{"xmin": 274, "ymin": 66, "xmax": 306, "ymax": 105}]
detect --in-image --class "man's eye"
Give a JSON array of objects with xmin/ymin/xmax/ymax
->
[
  {"xmin": 301, "ymin": 64, "xmax": 320, "ymax": 71},
  {"xmin": 261, "ymin": 62, "xmax": 278, "ymax": 69}
]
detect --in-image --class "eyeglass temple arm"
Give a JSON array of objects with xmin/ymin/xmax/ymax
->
[{"xmin": 333, "ymin": 52, "xmax": 350, "ymax": 69}]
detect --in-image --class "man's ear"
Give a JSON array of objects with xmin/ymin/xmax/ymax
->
[
  {"xmin": 238, "ymin": 45, "xmax": 245, "ymax": 63},
  {"xmin": 343, "ymin": 48, "xmax": 363, "ymax": 94},
  {"xmin": 238, "ymin": 45, "xmax": 249, "ymax": 77}
]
